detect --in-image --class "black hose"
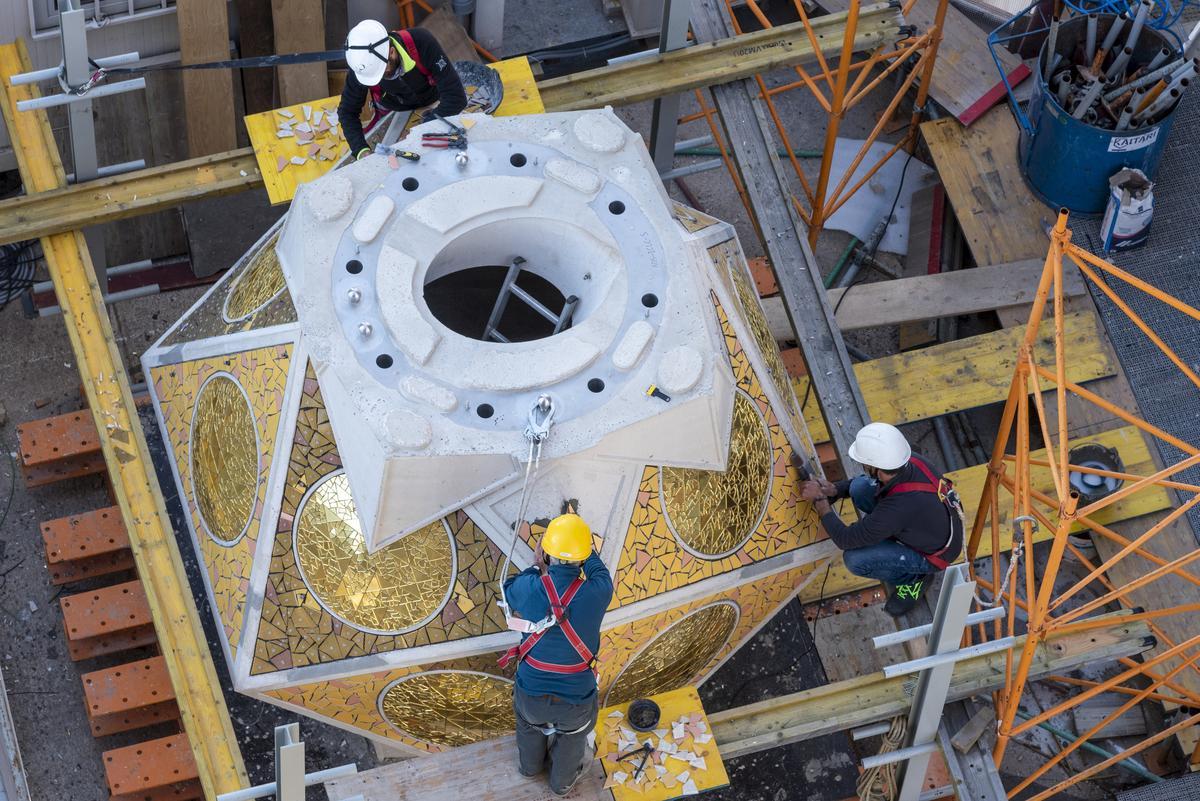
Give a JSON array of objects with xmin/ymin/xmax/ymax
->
[{"xmin": 0, "ymin": 241, "xmax": 38, "ymax": 311}]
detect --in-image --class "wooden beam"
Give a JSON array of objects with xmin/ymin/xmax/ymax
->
[
  {"xmin": 0, "ymin": 13, "xmax": 898, "ymax": 246},
  {"xmin": 761, "ymin": 257, "xmax": 1085, "ymax": 339},
  {"xmin": 537, "ymin": 3, "xmax": 901, "ymax": 111},
  {"xmin": 270, "ymin": 0, "xmax": 327, "ymax": 105},
  {"xmin": 322, "ymin": 613, "xmax": 1153, "ymax": 801},
  {"xmin": 691, "ymin": 0, "xmax": 869, "ymax": 477},
  {"xmin": 0, "ymin": 41, "xmax": 248, "ymax": 799},
  {"xmin": 177, "ymin": 0, "xmax": 237, "ymax": 155}
]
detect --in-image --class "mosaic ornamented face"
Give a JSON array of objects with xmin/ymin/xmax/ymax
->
[{"xmin": 143, "ymin": 111, "xmax": 826, "ymax": 753}]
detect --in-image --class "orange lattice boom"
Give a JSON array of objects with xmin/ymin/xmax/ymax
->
[{"xmin": 967, "ymin": 211, "xmax": 1200, "ymax": 799}]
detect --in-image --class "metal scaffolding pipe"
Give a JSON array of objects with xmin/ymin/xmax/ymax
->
[
  {"xmin": 16, "ymin": 77, "xmax": 145, "ymax": 111},
  {"xmin": 1099, "ymin": 13, "xmax": 1127, "ymax": 56},
  {"xmin": 1086, "ymin": 14, "xmax": 1098, "ymax": 64},
  {"xmin": 1103, "ymin": 57, "xmax": 1188, "ymax": 101},
  {"xmin": 1123, "ymin": 0, "xmax": 1152, "ymax": 57},
  {"xmin": 9, "ymin": 51, "xmax": 139, "ymax": 85}
]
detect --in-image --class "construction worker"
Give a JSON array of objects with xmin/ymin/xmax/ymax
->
[
  {"xmin": 800, "ymin": 422, "xmax": 964, "ymax": 617},
  {"xmin": 340, "ymin": 19, "xmax": 467, "ymax": 161},
  {"xmin": 500, "ymin": 513, "xmax": 612, "ymax": 796}
]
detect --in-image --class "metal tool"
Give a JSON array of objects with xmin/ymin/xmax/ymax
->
[
  {"xmin": 615, "ymin": 741, "xmax": 655, "ymax": 780},
  {"xmin": 421, "ymin": 133, "xmax": 468, "ymax": 149},
  {"xmin": 645, "ymin": 384, "xmax": 671, "ymax": 402}
]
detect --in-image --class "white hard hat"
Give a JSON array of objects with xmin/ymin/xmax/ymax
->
[
  {"xmin": 847, "ymin": 422, "xmax": 911, "ymax": 471},
  {"xmin": 345, "ymin": 20, "xmax": 390, "ymax": 87}
]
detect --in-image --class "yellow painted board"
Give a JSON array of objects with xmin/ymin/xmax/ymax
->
[
  {"xmin": 0, "ymin": 42, "xmax": 247, "ymax": 796},
  {"xmin": 795, "ymin": 311, "xmax": 1114, "ymax": 443},
  {"xmin": 597, "ymin": 686, "xmax": 729, "ymax": 800},
  {"xmin": 245, "ymin": 95, "xmax": 348, "ymax": 205},
  {"xmin": 493, "ymin": 56, "xmax": 545, "ymax": 116},
  {"xmin": 801, "ymin": 425, "xmax": 1171, "ymax": 602}
]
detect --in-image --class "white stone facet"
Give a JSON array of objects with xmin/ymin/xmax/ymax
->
[
  {"xmin": 612, "ymin": 320, "xmax": 655, "ymax": 370},
  {"xmin": 658, "ymin": 345, "xmax": 704, "ymax": 394},
  {"xmin": 309, "ymin": 174, "xmax": 354, "ymax": 221},
  {"xmin": 353, "ymin": 195, "xmax": 395, "ymax": 242},
  {"xmin": 573, "ymin": 110, "xmax": 626, "ymax": 153},
  {"xmin": 400, "ymin": 375, "xmax": 458, "ymax": 412}
]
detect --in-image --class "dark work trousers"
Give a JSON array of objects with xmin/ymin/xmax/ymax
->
[
  {"xmin": 514, "ymin": 684, "xmax": 598, "ymax": 794},
  {"xmin": 842, "ymin": 475, "xmax": 938, "ymax": 586}
]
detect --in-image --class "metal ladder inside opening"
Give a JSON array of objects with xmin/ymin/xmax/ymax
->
[{"xmin": 482, "ymin": 257, "xmax": 579, "ymax": 343}]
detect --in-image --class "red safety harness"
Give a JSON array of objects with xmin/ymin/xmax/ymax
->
[
  {"xmin": 883, "ymin": 456, "xmax": 962, "ymax": 570},
  {"xmin": 498, "ymin": 573, "xmax": 596, "ymax": 675},
  {"xmin": 365, "ymin": 30, "xmax": 436, "ymax": 132}
]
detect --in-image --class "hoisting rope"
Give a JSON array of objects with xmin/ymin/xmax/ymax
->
[
  {"xmin": 496, "ymin": 394, "xmax": 556, "ymax": 634},
  {"xmin": 856, "ymin": 716, "xmax": 908, "ymax": 801},
  {"xmin": 971, "ymin": 515, "xmax": 1035, "ymax": 609}
]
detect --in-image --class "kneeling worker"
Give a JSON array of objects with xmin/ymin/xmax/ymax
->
[
  {"xmin": 341, "ymin": 19, "xmax": 468, "ymax": 161},
  {"xmin": 501, "ymin": 513, "xmax": 613, "ymax": 795},
  {"xmin": 800, "ymin": 422, "xmax": 964, "ymax": 617}
]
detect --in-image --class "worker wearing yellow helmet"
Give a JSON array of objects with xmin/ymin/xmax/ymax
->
[
  {"xmin": 800, "ymin": 422, "xmax": 964, "ymax": 617},
  {"xmin": 500, "ymin": 512, "xmax": 612, "ymax": 796}
]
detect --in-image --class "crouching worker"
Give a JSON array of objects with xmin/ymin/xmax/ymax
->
[
  {"xmin": 501, "ymin": 513, "xmax": 613, "ymax": 795},
  {"xmin": 800, "ymin": 422, "xmax": 964, "ymax": 617}
]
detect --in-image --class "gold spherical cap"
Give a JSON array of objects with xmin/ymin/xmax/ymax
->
[
  {"xmin": 190, "ymin": 374, "xmax": 259, "ymax": 545},
  {"xmin": 294, "ymin": 472, "xmax": 455, "ymax": 633},
  {"xmin": 606, "ymin": 602, "xmax": 739, "ymax": 706},
  {"xmin": 379, "ymin": 671, "xmax": 516, "ymax": 747},
  {"xmin": 661, "ymin": 392, "xmax": 772, "ymax": 556}
]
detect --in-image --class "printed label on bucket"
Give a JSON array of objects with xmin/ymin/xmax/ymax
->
[{"xmin": 1108, "ymin": 130, "xmax": 1159, "ymax": 153}]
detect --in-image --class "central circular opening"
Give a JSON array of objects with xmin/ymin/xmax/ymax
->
[
  {"xmin": 419, "ymin": 219, "xmax": 619, "ymax": 344},
  {"xmin": 424, "ymin": 266, "xmax": 570, "ymax": 342}
]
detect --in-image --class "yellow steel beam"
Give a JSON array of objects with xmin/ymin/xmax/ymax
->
[{"xmin": 0, "ymin": 41, "xmax": 247, "ymax": 799}]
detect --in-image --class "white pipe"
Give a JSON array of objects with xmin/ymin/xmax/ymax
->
[
  {"xmin": 1099, "ymin": 13, "xmax": 1127, "ymax": 55},
  {"xmin": 215, "ymin": 764, "xmax": 358, "ymax": 801},
  {"xmin": 1147, "ymin": 47, "xmax": 1171, "ymax": 71},
  {"xmin": 66, "ymin": 158, "xmax": 145, "ymax": 183},
  {"xmin": 38, "ymin": 284, "xmax": 159, "ymax": 316},
  {"xmin": 1106, "ymin": 46, "xmax": 1134, "ymax": 82},
  {"xmin": 1103, "ymin": 57, "xmax": 1189, "ymax": 101},
  {"xmin": 16, "ymin": 77, "xmax": 145, "ymax": 110},
  {"xmin": 883, "ymin": 637, "xmax": 1018, "ymax": 678},
  {"xmin": 1086, "ymin": 14, "xmax": 1098, "ymax": 64},
  {"xmin": 861, "ymin": 742, "xmax": 939, "ymax": 769},
  {"xmin": 1072, "ymin": 77, "xmax": 1104, "ymax": 119},
  {"xmin": 10, "ymin": 51, "xmax": 139, "ymax": 85},
  {"xmin": 1123, "ymin": 0, "xmax": 1151, "ymax": 56},
  {"xmin": 1115, "ymin": 99, "xmax": 1138, "ymax": 130},
  {"xmin": 1186, "ymin": 19, "xmax": 1200, "ymax": 57},
  {"xmin": 1132, "ymin": 86, "xmax": 1181, "ymax": 125},
  {"xmin": 872, "ymin": 607, "xmax": 1006, "ymax": 649},
  {"xmin": 1056, "ymin": 72, "xmax": 1074, "ymax": 105}
]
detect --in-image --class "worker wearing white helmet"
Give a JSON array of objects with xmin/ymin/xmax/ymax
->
[
  {"xmin": 800, "ymin": 422, "xmax": 964, "ymax": 616},
  {"xmin": 339, "ymin": 19, "xmax": 467, "ymax": 160}
]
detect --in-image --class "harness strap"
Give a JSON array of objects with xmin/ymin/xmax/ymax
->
[
  {"xmin": 498, "ymin": 574, "xmax": 593, "ymax": 671},
  {"xmin": 883, "ymin": 456, "xmax": 960, "ymax": 569},
  {"xmin": 396, "ymin": 30, "xmax": 435, "ymax": 85}
]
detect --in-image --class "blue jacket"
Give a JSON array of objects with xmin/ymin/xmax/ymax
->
[{"xmin": 503, "ymin": 553, "xmax": 613, "ymax": 703}]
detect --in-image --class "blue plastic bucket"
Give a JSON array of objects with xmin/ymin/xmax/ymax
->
[{"xmin": 991, "ymin": 12, "xmax": 1179, "ymax": 215}]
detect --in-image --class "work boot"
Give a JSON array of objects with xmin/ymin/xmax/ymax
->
[{"xmin": 883, "ymin": 579, "xmax": 928, "ymax": 617}]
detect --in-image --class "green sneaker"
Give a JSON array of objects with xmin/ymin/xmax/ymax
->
[{"xmin": 884, "ymin": 579, "xmax": 928, "ymax": 617}]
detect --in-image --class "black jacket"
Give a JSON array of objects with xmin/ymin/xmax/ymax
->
[
  {"xmin": 820, "ymin": 457, "xmax": 962, "ymax": 559},
  {"xmin": 337, "ymin": 28, "xmax": 467, "ymax": 156}
]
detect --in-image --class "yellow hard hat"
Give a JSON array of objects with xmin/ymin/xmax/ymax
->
[{"xmin": 543, "ymin": 513, "xmax": 592, "ymax": 561}]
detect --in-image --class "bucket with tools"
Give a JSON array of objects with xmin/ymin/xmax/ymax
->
[{"xmin": 989, "ymin": 2, "xmax": 1195, "ymax": 214}]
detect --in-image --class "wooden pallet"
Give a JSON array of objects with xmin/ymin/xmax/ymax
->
[
  {"xmin": 83, "ymin": 656, "xmax": 180, "ymax": 737},
  {"xmin": 60, "ymin": 580, "xmax": 156, "ymax": 661},
  {"xmin": 104, "ymin": 733, "xmax": 201, "ymax": 801},
  {"xmin": 40, "ymin": 506, "xmax": 134, "ymax": 585},
  {"xmin": 16, "ymin": 409, "xmax": 104, "ymax": 487}
]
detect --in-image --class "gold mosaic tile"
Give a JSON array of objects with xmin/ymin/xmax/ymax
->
[
  {"xmin": 716, "ymin": 239, "xmax": 807, "ymax": 436},
  {"xmin": 224, "ymin": 234, "xmax": 287, "ymax": 321},
  {"xmin": 162, "ymin": 233, "xmax": 295, "ymax": 346},
  {"xmin": 605, "ymin": 602, "xmax": 738, "ymax": 706},
  {"xmin": 192, "ymin": 375, "xmax": 260, "ymax": 545},
  {"xmin": 608, "ymin": 295, "xmax": 822, "ymax": 608},
  {"xmin": 661, "ymin": 393, "xmax": 772, "ymax": 557},
  {"xmin": 380, "ymin": 671, "xmax": 516, "ymax": 747},
  {"xmin": 295, "ymin": 472, "xmax": 455, "ymax": 633},
  {"xmin": 252, "ymin": 363, "xmax": 511, "ymax": 675},
  {"xmin": 150, "ymin": 344, "xmax": 293, "ymax": 659},
  {"xmin": 264, "ymin": 651, "xmax": 515, "ymax": 752},
  {"xmin": 597, "ymin": 566, "xmax": 812, "ymax": 706}
]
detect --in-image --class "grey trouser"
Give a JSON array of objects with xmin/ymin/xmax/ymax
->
[{"xmin": 513, "ymin": 685, "xmax": 598, "ymax": 793}]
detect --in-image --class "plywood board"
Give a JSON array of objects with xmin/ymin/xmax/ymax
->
[
  {"xmin": 244, "ymin": 96, "xmax": 348, "ymax": 205},
  {"xmin": 794, "ymin": 311, "xmax": 1114, "ymax": 443},
  {"xmin": 493, "ymin": 57, "xmax": 545, "ymax": 117},
  {"xmin": 921, "ymin": 107, "xmax": 1051, "ymax": 267},
  {"xmin": 800, "ymin": 424, "xmax": 1172, "ymax": 601},
  {"xmin": 419, "ymin": 9, "xmax": 483, "ymax": 64}
]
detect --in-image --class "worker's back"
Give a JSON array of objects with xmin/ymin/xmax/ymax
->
[{"xmin": 504, "ymin": 553, "xmax": 613, "ymax": 703}]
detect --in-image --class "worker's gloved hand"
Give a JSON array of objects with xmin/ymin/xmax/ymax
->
[{"xmin": 800, "ymin": 480, "xmax": 830, "ymax": 503}]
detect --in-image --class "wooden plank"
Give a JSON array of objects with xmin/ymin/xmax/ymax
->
[
  {"xmin": 492, "ymin": 57, "xmax": 546, "ymax": 117},
  {"xmin": 950, "ymin": 704, "xmax": 995, "ymax": 753},
  {"xmin": 920, "ymin": 107, "xmax": 1050, "ymax": 267},
  {"xmin": 762, "ymin": 257, "xmax": 1085, "ymax": 339},
  {"xmin": 0, "ymin": 41, "xmax": 247, "ymax": 797},
  {"xmin": 104, "ymin": 734, "xmax": 199, "ymax": 797},
  {"xmin": 323, "ymin": 615, "xmax": 1154, "ymax": 801},
  {"xmin": 232, "ymin": 0, "xmax": 277, "ymax": 114},
  {"xmin": 270, "ymin": 0, "xmax": 327, "ymax": 106},
  {"xmin": 801, "ymin": 424, "xmax": 1172, "ymax": 602},
  {"xmin": 794, "ymin": 311, "xmax": 1114, "ymax": 443},
  {"xmin": 419, "ymin": 9, "xmax": 484, "ymax": 64},
  {"xmin": 538, "ymin": 3, "xmax": 902, "ymax": 112},
  {"xmin": 244, "ymin": 96, "xmax": 347, "ymax": 205},
  {"xmin": 1072, "ymin": 698, "xmax": 1147, "ymax": 738},
  {"xmin": 693, "ymin": 0, "xmax": 870, "ymax": 478},
  {"xmin": 813, "ymin": 604, "xmax": 908, "ymax": 683},
  {"xmin": 817, "ymin": 0, "xmax": 1028, "ymax": 124},
  {"xmin": 177, "ymin": 0, "xmax": 237, "ymax": 156}
]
